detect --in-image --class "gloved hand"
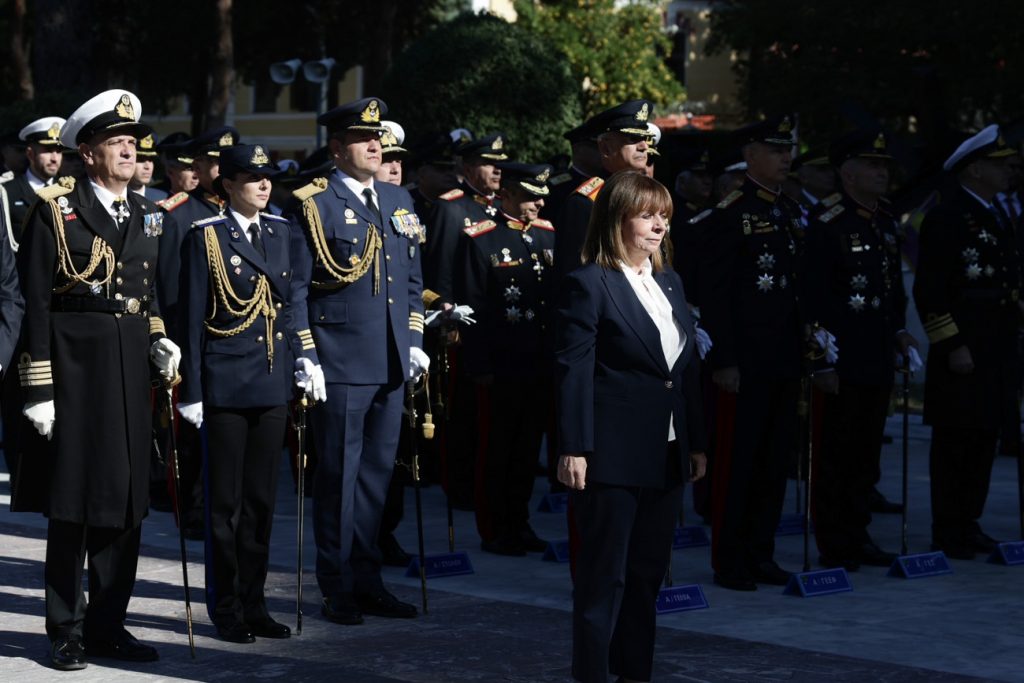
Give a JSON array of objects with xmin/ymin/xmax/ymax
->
[
  {"xmin": 694, "ymin": 323, "xmax": 713, "ymax": 361},
  {"xmin": 449, "ymin": 304, "xmax": 476, "ymax": 325},
  {"xmin": 150, "ymin": 338, "xmax": 182, "ymax": 380},
  {"xmin": 294, "ymin": 357, "xmax": 327, "ymax": 403},
  {"xmin": 897, "ymin": 346, "xmax": 924, "ymax": 373},
  {"xmin": 813, "ymin": 328, "xmax": 839, "ymax": 365},
  {"xmin": 177, "ymin": 401, "xmax": 203, "ymax": 428},
  {"xmin": 409, "ymin": 346, "xmax": 430, "ymax": 380},
  {"xmin": 24, "ymin": 400, "xmax": 55, "ymax": 440},
  {"xmin": 425, "ymin": 303, "xmax": 477, "ymax": 327}
]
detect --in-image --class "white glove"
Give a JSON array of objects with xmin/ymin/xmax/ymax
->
[
  {"xmin": 897, "ymin": 346, "xmax": 923, "ymax": 373},
  {"xmin": 150, "ymin": 338, "xmax": 182, "ymax": 380},
  {"xmin": 425, "ymin": 304, "xmax": 477, "ymax": 327},
  {"xmin": 294, "ymin": 357, "xmax": 327, "ymax": 403},
  {"xmin": 813, "ymin": 328, "xmax": 839, "ymax": 365},
  {"xmin": 409, "ymin": 346, "xmax": 430, "ymax": 380},
  {"xmin": 177, "ymin": 401, "xmax": 203, "ymax": 428},
  {"xmin": 694, "ymin": 324, "xmax": 713, "ymax": 361},
  {"xmin": 23, "ymin": 400, "xmax": 55, "ymax": 440}
]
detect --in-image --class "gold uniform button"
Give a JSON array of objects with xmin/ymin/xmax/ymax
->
[
  {"xmin": 275, "ymin": 302, "xmax": 282, "ymax": 310},
  {"xmin": 664, "ymin": 380, "xmax": 674, "ymax": 389},
  {"xmin": 319, "ymin": 315, "xmax": 325, "ymax": 321},
  {"xmin": 256, "ymin": 335, "xmax": 264, "ymax": 342},
  {"xmin": 114, "ymin": 293, "xmax": 124, "ymax": 300},
  {"xmin": 387, "ymin": 276, "xmax": 393, "ymax": 283},
  {"xmin": 116, "ymin": 277, "xmax": 123, "ymax": 285},
  {"xmin": 275, "ymin": 332, "xmax": 284, "ymax": 340},
  {"xmin": 142, "ymin": 261, "xmax": 150, "ymax": 270},
  {"xmin": 117, "ymin": 262, "xmax": 124, "ymax": 270},
  {"xmin": 386, "ymin": 254, "xmax": 391, "ymax": 261},
  {"xmin": 388, "ymin": 297, "xmax": 394, "ymax": 304},
  {"xmin": 143, "ymin": 278, "xmax": 149, "ymax": 286}
]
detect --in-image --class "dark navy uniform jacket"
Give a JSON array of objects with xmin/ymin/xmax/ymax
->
[
  {"xmin": 423, "ymin": 181, "xmax": 498, "ymax": 302},
  {"xmin": 0, "ymin": 184, "xmax": 24, "ymax": 371},
  {"xmin": 553, "ymin": 175, "xmax": 604, "ymax": 281},
  {"xmin": 157, "ymin": 189, "xmax": 219, "ymax": 343},
  {"xmin": 556, "ymin": 263, "xmax": 706, "ymax": 489},
  {"xmin": 287, "ymin": 172, "xmax": 424, "ymax": 385},
  {"xmin": 179, "ymin": 211, "xmax": 311, "ymax": 408}
]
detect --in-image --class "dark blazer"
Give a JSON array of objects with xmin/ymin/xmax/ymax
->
[
  {"xmin": 0, "ymin": 186, "xmax": 24, "ymax": 371},
  {"xmin": 556, "ymin": 262, "xmax": 706, "ymax": 489},
  {"xmin": 4, "ymin": 172, "xmax": 36, "ymax": 240}
]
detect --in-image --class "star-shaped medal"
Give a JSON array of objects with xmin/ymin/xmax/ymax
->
[
  {"xmin": 848, "ymin": 293, "xmax": 866, "ymax": 311},
  {"xmin": 966, "ymin": 263, "xmax": 982, "ymax": 280},
  {"xmin": 505, "ymin": 306, "xmax": 521, "ymax": 322},
  {"xmin": 485, "ymin": 205, "xmax": 497, "ymax": 216},
  {"xmin": 962, "ymin": 247, "xmax": 979, "ymax": 262},
  {"xmin": 851, "ymin": 274, "xmax": 868, "ymax": 290},
  {"xmin": 757, "ymin": 273, "xmax": 774, "ymax": 292},
  {"xmin": 504, "ymin": 284, "xmax": 521, "ymax": 302},
  {"xmin": 757, "ymin": 252, "xmax": 776, "ymax": 270}
]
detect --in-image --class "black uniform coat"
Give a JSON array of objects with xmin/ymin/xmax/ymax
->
[
  {"xmin": 913, "ymin": 186, "xmax": 1022, "ymax": 431},
  {"xmin": 423, "ymin": 182, "xmax": 497, "ymax": 302},
  {"xmin": 669, "ymin": 199, "xmax": 710, "ymax": 306},
  {"xmin": 5, "ymin": 172, "xmax": 38, "ymax": 241},
  {"xmin": 179, "ymin": 211, "xmax": 306, "ymax": 408},
  {"xmin": 157, "ymin": 190, "xmax": 220, "ymax": 342},
  {"xmin": 556, "ymin": 263, "xmax": 706, "ymax": 488},
  {"xmin": 14, "ymin": 178, "xmax": 167, "ymax": 526},
  {"xmin": 805, "ymin": 194, "xmax": 907, "ymax": 385},
  {"xmin": 553, "ymin": 175, "xmax": 604, "ymax": 281}
]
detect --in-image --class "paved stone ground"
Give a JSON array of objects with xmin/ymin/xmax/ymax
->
[{"xmin": 1, "ymin": 413, "xmax": 1021, "ymax": 682}]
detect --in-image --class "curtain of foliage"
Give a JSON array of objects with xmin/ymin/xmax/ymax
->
[
  {"xmin": 513, "ymin": 0, "xmax": 685, "ymax": 119},
  {"xmin": 379, "ymin": 11, "xmax": 581, "ymax": 163}
]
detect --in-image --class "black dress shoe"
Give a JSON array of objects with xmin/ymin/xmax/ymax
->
[
  {"xmin": 216, "ymin": 621, "xmax": 255, "ymax": 644},
  {"xmin": 869, "ymin": 487, "xmax": 904, "ymax": 514},
  {"xmin": 859, "ymin": 541, "xmax": 897, "ymax": 567},
  {"xmin": 84, "ymin": 629, "xmax": 159, "ymax": 662},
  {"xmin": 931, "ymin": 541, "xmax": 975, "ymax": 560},
  {"xmin": 751, "ymin": 561, "xmax": 792, "ymax": 585},
  {"xmin": 819, "ymin": 555, "xmax": 860, "ymax": 572},
  {"xmin": 249, "ymin": 617, "xmax": 290, "ymax": 639},
  {"xmin": 713, "ymin": 573, "xmax": 757, "ymax": 591},
  {"xmin": 355, "ymin": 590, "xmax": 418, "ymax": 618},
  {"xmin": 519, "ymin": 526, "xmax": 548, "ymax": 553},
  {"xmin": 51, "ymin": 636, "xmax": 87, "ymax": 671},
  {"xmin": 481, "ymin": 537, "xmax": 527, "ymax": 556},
  {"xmin": 379, "ymin": 533, "xmax": 413, "ymax": 568},
  {"xmin": 971, "ymin": 530, "xmax": 1000, "ymax": 553},
  {"xmin": 321, "ymin": 595, "xmax": 364, "ymax": 625}
]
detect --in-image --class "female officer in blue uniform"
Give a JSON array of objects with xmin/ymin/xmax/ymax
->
[{"xmin": 177, "ymin": 144, "xmax": 325, "ymax": 643}]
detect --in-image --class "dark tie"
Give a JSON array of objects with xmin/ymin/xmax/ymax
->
[
  {"xmin": 112, "ymin": 197, "xmax": 129, "ymax": 226},
  {"xmin": 248, "ymin": 223, "xmax": 266, "ymax": 259},
  {"xmin": 362, "ymin": 187, "xmax": 382, "ymax": 227}
]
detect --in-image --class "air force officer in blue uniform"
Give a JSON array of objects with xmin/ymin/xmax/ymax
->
[{"xmin": 288, "ymin": 97, "xmax": 428, "ymax": 625}]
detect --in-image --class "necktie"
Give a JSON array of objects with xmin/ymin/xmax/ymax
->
[
  {"xmin": 248, "ymin": 223, "xmax": 266, "ymax": 259},
  {"xmin": 112, "ymin": 197, "xmax": 129, "ymax": 226},
  {"xmin": 362, "ymin": 187, "xmax": 382, "ymax": 227}
]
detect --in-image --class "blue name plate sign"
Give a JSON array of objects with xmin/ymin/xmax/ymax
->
[
  {"xmin": 783, "ymin": 568, "xmax": 852, "ymax": 597},
  {"xmin": 537, "ymin": 492, "xmax": 569, "ymax": 513},
  {"xmin": 888, "ymin": 551, "xmax": 952, "ymax": 579},
  {"xmin": 988, "ymin": 541, "xmax": 1024, "ymax": 566},
  {"xmin": 655, "ymin": 584, "xmax": 709, "ymax": 614},
  {"xmin": 406, "ymin": 551, "xmax": 474, "ymax": 578},
  {"xmin": 543, "ymin": 539, "xmax": 571, "ymax": 563},
  {"xmin": 776, "ymin": 513, "xmax": 809, "ymax": 537},
  {"xmin": 672, "ymin": 525, "xmax": 710, "ymax": 549}
]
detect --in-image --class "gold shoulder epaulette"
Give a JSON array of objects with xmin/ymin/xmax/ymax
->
[
  {"xmin": 716, "ymin": 189, "xmax": 742, "ymax": 209},
  {"xmin": 819, "ymin": 204, "xmax": 845, "ymax": 223},
  {"xmin": 688, "ymin": 208, "xmax": 713, "ymax": 224},
  {"xmin": 423, "ymin": 289, "xmax": 442, "ymax": 309},
  {"xmin": 575, "ymin": 177, "xmax": 604, "ymax": 201},
  {"xmin": 463, "ymin": 220, "xmax": 497, "ymax": 237},
  {"xmin": 156, "ymin": 191, "xmax": 189, "ymax": 212},
  {"xmin": 439, "ymin": 188, "xmax": 465, "ymax": 201},
  {"xmin": 292, "ymin": 177, "xmax": 329, "ymax": 202},
  {"xmin": 821, "ymin": 192, "xmax": 842, "ymax": 208},
  {"xmin": 192, "ymin": 214, "xmax": 226, "ymax": 229},
  {"xmin": 38, "ymin": 177, "xmax": 75, "ymax": 202},
  {"xmin": 531, "ymin": 218, "xmax": 555, "ymax": 231},
  {"xmin": 549, "ymin": 172, "xmax": 572, "ymax": 186}
]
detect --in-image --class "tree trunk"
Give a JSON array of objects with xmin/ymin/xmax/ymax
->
[
  {"xmin": 10, "ymin": 0, "xmax": 33, "ymax": 100},
  {"xmin": 206, "ymin": 0, "xmax": 234, "ymax": 128}
]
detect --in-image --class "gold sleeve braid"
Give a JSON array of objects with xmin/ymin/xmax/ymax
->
[
  {"xmin": 203, "ymin": 226, "xmax": 277, "ymax": 372},
  {"xmin": 299, "ymin": 181, "xmax": 382, "ymax": 294}
]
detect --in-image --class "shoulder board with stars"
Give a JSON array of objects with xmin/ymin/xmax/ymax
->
[
  {"xmin": 531, "ymin": 218, "xmax": 555, "ymax": 231},
  {"xmin": 38, "ymin": 176, "xmax": 75, "ymax": 202},
  {"xmin": 549, "ymin": 172, "xmax": 572, "ymax": 186},
  {"xmin": 156, "ymin": 191, "xmax": 189, "ymax": 212},
  {"xmin": 820, "ymin": 192, "xmax": 842, "ymax": 208},
  {"xmin": 818, "ymin": 204, "xmax": 845, "ymax": 223},
  {"xmin": 439, "ymin": 188, "xmax": 465, "ymax": 201},
  {"xmin": 192, "ymin": 214, "xmax": 227, "ymax": 229},
  {"xmin": 260, "ymin": 212, "xmax": 290, "ymax": 224},
  {"xmin": 688, "ymin": 208, "xmax": 713, "ymax": 224},
  {"xmin": 463, "ymin": 219, "xmax": 497, "ymax": 237},
  {"xmin": 575, "ymin": 177, "xmax": 604, "ymax": 201},
  {"xmin": 292, "ymin": 177, "xmax": 329, "ymax": 202},
  {"xmin": 716, "ymin": 189, "xmax": 743, "ymax": 209}
]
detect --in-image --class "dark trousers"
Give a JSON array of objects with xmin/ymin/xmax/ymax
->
[
  {"xmin": 571, "ymin": 479, "xmax": 682, "ymax": 683},
  {"xmin": 45, "ymin": 519, "xmax": 141, "ymax": 641},
  {"xmin": 711, "ymin": 377, "xmax": 798, "ymax": 577},
  {"xmin": 930, "ymin": 426, "xmax": 998, "ymax": 543},
  {"xmin": 474, "ymin": 377, "xmax": 548, "ymax": 542},
  {"xmin": 203, "ymin": 405, "xmax": 286, "ymax": 626},
  {"xmin": 312, "ymin": 380, "xmax": 403, "ymax": 597},
  {"xmin": 179, "ymin": 421, "xmax": 205, "ymax": 528},
  {"xmin": 813, "ymin": 382, "xmax": 891, "ymax": 559}
]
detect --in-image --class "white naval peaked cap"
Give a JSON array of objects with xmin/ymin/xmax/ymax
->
[
  {"xmin": 942, "ymin": 124, "xmax": 1017, "ymax": 172},
  {"xmin": 19, "ymin": 116, "xmax": 67, "ymax": 145},
  {"xmin": 646, "ymin": 122, "xmax": 662, "ymax": 146},
  {"xmin": 60, "ymin": 89, "xmax": 151, "ymax": 148},
  {"xmin": 381, "ymin": 120, "xmax": 406, "ymax": 146}
]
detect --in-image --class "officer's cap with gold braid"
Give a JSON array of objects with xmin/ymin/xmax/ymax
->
[
  {"xmin": 791, "ymin": 148, "xmax": 831, "ymax": 173},
  {"xmin": 213, "ymin": 144, "xmax": 281, "ymax": 200},
  {"xmin": 380, "ymin": 120, "xmax": 409, "ymax": 157},
  {"xmin": 61, "ymin": 89, "xmax": 151, "ymax": 147},
  {"xmin": 318, "ymin": 97, "xmax": 388, "ymax": 134},
  {"xmin": 943, "ymin": 124, "xmax": 1018, "ymax": 172},
  {"xmin": 496, "ymin": 162, "xmax": 552, "ymax": 197},
  {"xmin": 586, "ymin": 100, "xmax": 655, "ymax": 138},
  {"xmin": 829, "ymin": 129, "xmax": 894, "ymax": 168},
  {"xmin": 456, "ymin": 133, "xmax": 509, "ymax": 161},
  {"xmin": 136, "ymin": 130, "xmax": 159, "ymax": 158},
  {"xmin": 19, "ymin": 116, "xmax": 67, "ymax": 146},
  {"xmin": 735, "ymin": 114, "xmax": 796, "ymax": 147},
  {"xmin": 157, "ymin": 131, "xmax": 195, "ymax": 165},
  {"xmin": 192, "ymin": 125, "xmax": 240, "ymax": 158}
]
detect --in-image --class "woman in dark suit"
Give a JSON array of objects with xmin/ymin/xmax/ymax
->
[{"xmin": 557, "ymin": 170, "xmax": 707, "ymax": 683}]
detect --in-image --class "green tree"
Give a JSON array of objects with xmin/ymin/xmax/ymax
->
[
  {"xmin": 380, "ymin": 11, "xmax": 581, "ymax": 162},
  {"xmin": 514, "ymin": 0, "xmax": 685, "ymax": 119}
]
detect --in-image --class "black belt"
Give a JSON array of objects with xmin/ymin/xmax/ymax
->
[{"xmin": 51, "ymin": 295, "xmax": 150, "ymax": 315}]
